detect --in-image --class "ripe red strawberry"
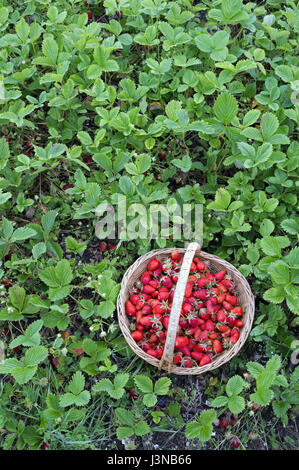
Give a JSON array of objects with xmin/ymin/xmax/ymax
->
[
  {"xmin": 199, "ymin": 308, "xmax": 209, "ymax": 320},
  {"xmin": 206, "ymin": 272, "xmax": 215, "ymax": 282},
  {"xmin": 139, "ymin": 340, "xmax": 150, "ymax": 352},
  {"xmin": 227, "ymin": 316, "xmax": 236, "ymax": 328},
  {"xmin": 130, "ymin": 294, "xmax": 140, "ymax": 306},
  {"xmin": 175, "ymin": 336, "xmax": 189, "ymax": 349},
  {"xmin": 162, "ymin": 316, "xmax": 170, "ymax": 329},
  {"xmin": 140, "ymin": 316, "xmax": 152, "ymax": 327},
  {"xmin": 156, "ymin": 345, "xmax": 164, "ymax": 359},
  {"xmin": 213, "ymin": 339, "xmax": 222, "ymax": 354},
  {"xmin": 191, "ymin": 351, "xmax": 204, "ymax": 361},
  {"xmin": 197, "ymin": 277, "xmax": 210, "ymax": 288},
  {"xmin": 223, "ymin": 301, "xmax": 232, "ymax": 311},
  {"xmin": 179, "ymin": 316, "xmax": 189, "ymax": 328},
  {"xmin": 226, "ymin": 294, "xmax": 238, "ymax": 306},
  {"xmin": 196, "ymin": 260, "xmax": 206, "ymax": 271},
  {"xmin": 223, "ymin": 327, "xmax": 232, "ymax": 337},
  {"xmin": 2, "ymin": 279, "xmax": 12, "ymax": 288},
  {"xmin": 161, "ymin": 260, "xmax": 172, "ymax": 274},
  {"xmin": 52, "ymin": 356, "xmax": 60, "ymax": 368},
  {"xmin": 178, "ymin": 345, "xmax": 191, "ymax": 356},
  {"xmin": 85, "ymin": 155, "xmax": 93, "ymax": 163},
  {"xmin": 232, "ymin": 306, "xmax": 243, "ymax": 317},
  {"xmin": 131, "ymin": 331, "xmax": 143, "ymax": 341},
  {"xmin": 188, "ymin": 336, "xmax": 197, "ymax": 349},
  {"xmin": 125, "ymin": 301, "xmax": 136, "ymax": 316},
  {"xmin": 217, "ymin": 323, "xmax": 229, "ymax": 333},
  {"xmin": 152, "ymin": 303, "xmax": 166, "ymax": 315},
  {"xmin": 158, "ymin": 288, "xmax": 169, "ymax": 301},
  {"xmin": 147, "ymin": 349, "xmax": 158, "ymax": 358},
  {"xmin": 231, "ymin": 437, "xmax": 241, "ymax": 449},
  {"xmin": 148, "ymin": 258, "xmax": 160, "ymax": 272},
  {"xmin": 182, "ymin": 302, "xmax": 193, "ymax": 314},
  {"xmin": 184, "ymin": 295, "xmax": 195, "ymax": 305},
  {"xmin": 141, "ymin": 271, "xmax": 151, "ymax": 284},
  {"xmin": 230, "ymin": 329, "xmax": 239, "ymax": 340},
  {"xmin": 199, "ymin": 355, "xmax": 211, "ymax": 366},
  {"xmin": 205, "ymin": 300, "xmax": 214, "ymax": 314},
  {"xmin": 228, "ymin": 336, "xmax": 238, "ymax": 346},
  {"xmin": 194, "ymin": 289, "xmax": 207, "ymax": 300},
  {"xmin": 219, "ymin": 416, "xmax": 229, "ymax": 428},
  {"xmin": 99, "ymin": 242, "xmax": 107, "ymax": 252},
  {"xmin": 217, "ymin": 282, "xmax": 228, "ymax": 293},
  {"xmin": 182, "ymin": 356, "xmax": 193, "ymax": 367},
  {"xmin": 87, "ymin": 11, "xmax": 92, "ymax": 20},
  {"xmin": 209, "ymin": 332, "xmax": 218, "ymax": 340},
  {"xmin": 161, "ymin": 276, "xmax": 173, "ymax": 289},
  {"xmin": 142, "ymin": 284, "xmax": 155, "ymax": 295},
  {"xmin": 217, "ymin": 310, "xmax": 227, "ymax": 323},
  {"xmin": 195, "ymin": 329, "xmax": 208, "ymax": 341},
  {"xmin": 187, "ymin": 316, "xmax": 200, "ymax": 328},
  {"xmin": 151, "ymin": 313, "xmax": 163, "ymax": 328},
  {"xmin": 194, "ymin": 301, "xmax": 205, "ymax": 311},
  {"xmin": 153, "ymin": 267, "xmax": 162, "ymax": 278},
  {"xmin": 173, "ymin": 353, "xmax": 182, "ymax": 364},
  {"xmin": 149, "ymin": 298, "xmax": 159, "ymax": 308},
  {"xmin": 210, "ymin": 296, "xmax": 219, "ymax": 306},
  {"xmin": 136, "ymin": 299, "xmax": 146, "ymax": 310},
  {"xmin": 210, "ymin": 313, "xmax": 217, "ymax": 322},
  {"xmin": 136, "ymin": 311, "xmax": 144, "ymax": 324},
  {"xmin": 184, "ymin": 282, "xmax": 193, "ymax": 298},
  {"xmin": 159, "ymin": 151, "xmax": 167, "ymax": 160},
  {"xmin": 129, "ymin": 388, "xmax": 137, "ymax": 399},
  {"xmin": 190, "ymin": 262, "xmax": 197, "ymax": 272},
  {"xmin": 221, "ymin": 279, "xmax": 235, "ymax": 290},
  {"xmin": 215, "ymin": 270, "xmax": 227, "ymax": 281},
  {"xmin": 149, "ymin": 279, "xmax": 159, "ymax": 289},
  {"xmin": 217, "ymin": 293, "xmax": 226, "ymax": 304},
  {"xmin": 149, "ymin": 333, "xmax": 158, "ymax": 343},
  {"xmin": 171, "ymin": 251, "xmax": 181, "ymax": 261},
  {"xmin": 205, "ymin": 320, "xmax": 215, "ymax": 332},
  {"xmin": 156, "ymin": 330, "xmax": 166, "ymax": 340}
]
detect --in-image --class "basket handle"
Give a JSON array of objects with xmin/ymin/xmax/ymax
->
[{"xmin": 158, "ymin": 241, "xmax": 201, "ymax": 372}]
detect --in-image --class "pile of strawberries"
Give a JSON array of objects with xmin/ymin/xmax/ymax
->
[{"xmin": 125, "ymin": 252, "xmax": 244, "ymax": 368}]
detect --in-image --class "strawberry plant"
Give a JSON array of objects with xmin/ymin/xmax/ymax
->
[{"xmin": 134, "ymin": 375, "xmax": 171, "ymax": 407}]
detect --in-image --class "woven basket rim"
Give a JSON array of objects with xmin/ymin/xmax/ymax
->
[{"xmin": 117, "ymin": 248, "xmax": 255, "ymax": 375}]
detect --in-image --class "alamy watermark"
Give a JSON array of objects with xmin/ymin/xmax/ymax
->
[
  {"xmin": 0, "ymin": 78, "xmax": 4, "ymax": 105},
  {"xmin": 290, "ymin": 340, "xmax": 299, "ymax": 365},
  {"xmin": 290, "ymin": 80, "xmax": 299, "ymax": 105},
  {"xmin": 94, "ymin": 196, "xmax": 203, "ymax": 243},
  {"xmin": 0, "ymin": 340, "xmax": 4, "ymax": 365}
]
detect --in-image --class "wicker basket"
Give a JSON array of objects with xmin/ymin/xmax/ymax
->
[{"xmin": 117, "ymin": 242, "xmax": 255, "ymax": 375}]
